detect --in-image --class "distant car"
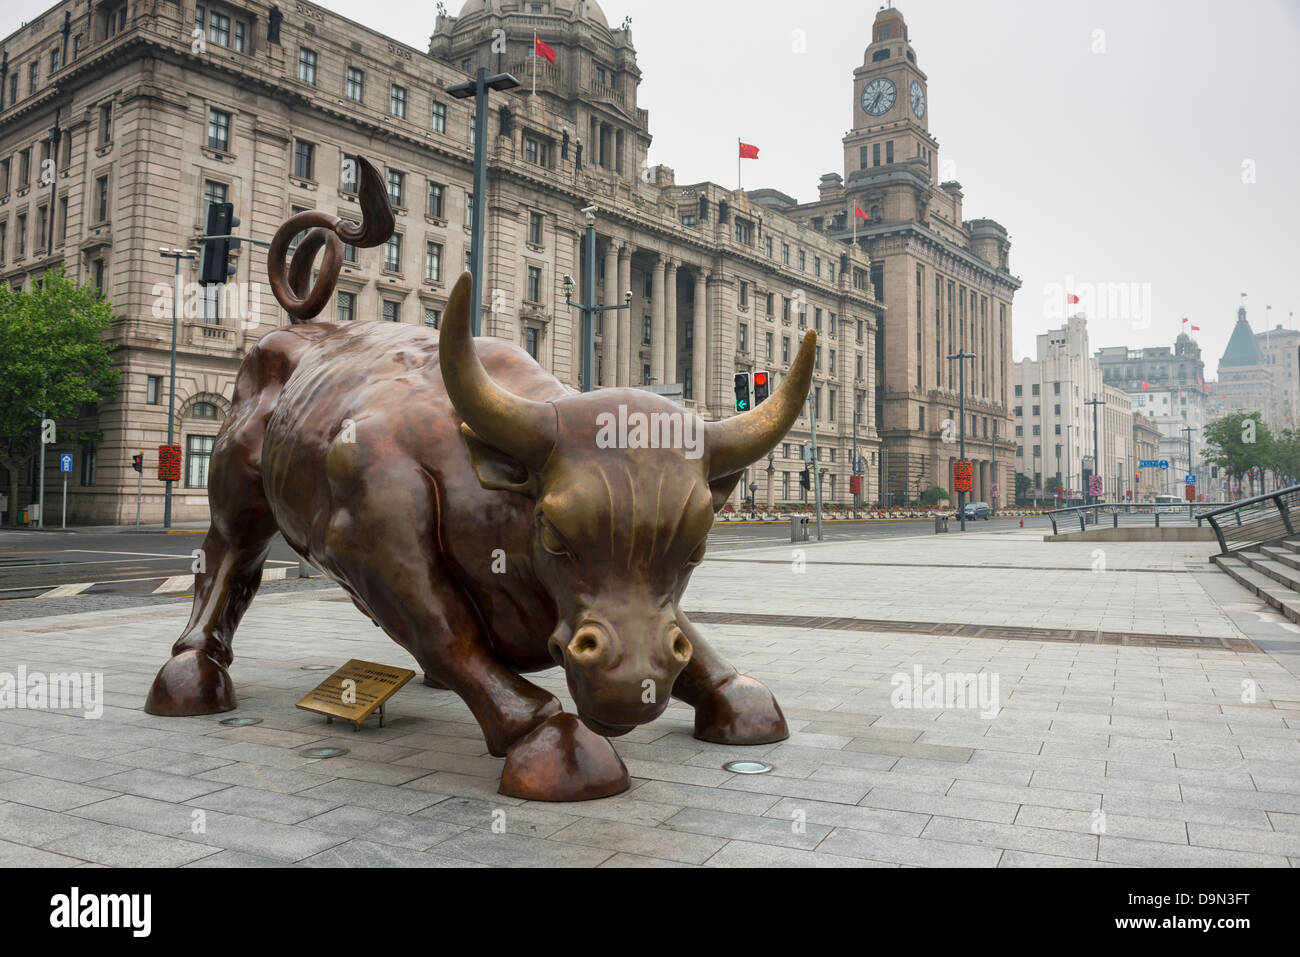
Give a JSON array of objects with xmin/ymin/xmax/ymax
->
[{"xmin": 963, "ymin": 501, "xmax": 991, "ymax": 520}]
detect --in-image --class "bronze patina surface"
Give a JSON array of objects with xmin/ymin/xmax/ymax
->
[{"xmin": 144, "ymin": 158, "xmax": 816, "ymax": 800}]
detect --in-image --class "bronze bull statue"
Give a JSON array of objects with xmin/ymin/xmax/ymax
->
[{"xmin": 144, "ymin": 159, "xmax": 816, "ymax": 801}]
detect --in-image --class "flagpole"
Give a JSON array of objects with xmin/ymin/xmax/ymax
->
[
  {"xmin": 737, "ymin": 138, "xmax": 741, "ymax": 193},
  {"xmin": 532, "ymin": 31, "xmax": 537, "ymax": 95}
]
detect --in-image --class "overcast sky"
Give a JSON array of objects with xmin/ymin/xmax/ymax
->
[{"xmin": 9, "ymin": 0, "xmax": 1295, "ymax": 376}]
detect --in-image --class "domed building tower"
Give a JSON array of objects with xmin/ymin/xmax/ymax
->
[{"xmin": 430, "ymin": 0, "xmax": 648, "ymax": 180}]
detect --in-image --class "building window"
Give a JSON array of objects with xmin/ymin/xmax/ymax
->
[
  {"xmin": 186, "ymin": 435, "xmax": 216, "ymax": 488},
  {"xmin": 465, "ymin": 192, "xmax": 474, "ymax": 228},
  {"xmin": 94, "ymin": 176, "xmax": 109, "ymax": 223},
  {"xmin": 208, "ymin": 11, "xmax": 231, "ymax": 48},
  {"xmin": 346, "ymin": 66, "xmax": 364, "ymax": 102},
  {"xmin": 424, "ymin": 241, "xmax": 442, "ymax": 281},
  {"xmin": 526, "ymin": 265, "xmax": 542, "ymax": 303},
  {"xmin": 99, "ymin": 103, "xmax": 113, "ymax": 145},
  {"xmin": 782, "ymin": 243, "xmax": 790, "ymax": 265},
  {"xmin": 79, "ymin": 444, "xmax": 96, "ymax": 487},
  {"xmin": 738, "ymin": 281, "xmax": 748, "ymax": 308},
  {"xmin": 337, "ymin": 291, "xmax": 356, "ymax": 321},
  {"xmin": 382, "ymin": 299, "xmax": 400, "ymax": 322},
  {"xmin": 298, "ymin": 47, "xmax": 317, "ymax": 84},
  {"xmin": 525, "ymin": 327, "xmax": 539, "ymax": 359},
  {"xmin": 643, "ymin": 315, "xmax": 652, "ymax": 346},
  {"xmin": 340, "ymin": 154, "xmax": 358, "ymax": 194},
  {"xmin": 93, "ymin": 258, "xmax": 105, "ymax": 291},
  {"xmin": 390, "ymin": 85, "xmax": 407, "ymax": 118},
  {"xmin": 207, "ymin": 108, "xmax": 231, "ymax": 151},
  {"xmin": 798, "ymin": 250, "xmax": 806, "ymax": 271},
  {"xmin": 146, "ymin": 376, "xmax": 161, "ymax": 405},
  {"xmin": 192, "ymin": 402, "xmax": 218, "ymax": 419},
  {"xmin": 524, "ymin": 136, "xmax": 549, "ymax": 167},
  {"xmin": 427, "ymin": 182, "xmax": 445, "ymax": 218},
  {"xmin": 384, "ymin": 234, "xmax": 402, "ymax": 271},
  {"xmin": 431, "ymin": 101, "xmax": 446, "ymax": 133},
  {"xmin": 738, "ymin": 323, "xmax": 747, "ymax": 353},
  {"xmin": 293, "ymin": 139, "xmax": 314, "ymax": 179},
  {"xmin": 387, "ymin": 169, "xmax": 405, "ymax": 207},
  {"xmin": 424, "ymin": 308, "xmax": 440, "ymax": 328},
  {"xmin": 873, "ymin": 142, "xmax": 880, "ymax": 166},
  {"xmin": 765, "ymin": 331, "xmax": 774, "ymax": 359},
  {"xmin": 782, "ymin": 337, "xmax": 790, "ymax": 363}
]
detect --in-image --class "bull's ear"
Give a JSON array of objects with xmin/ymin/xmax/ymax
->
[
  {"xmin": 708, "ymin": 471, "xmax": 745, "ymax": 512},
  {"xmin": 461, "ymin": 424, "xmax": 538, "ymax": 497}
]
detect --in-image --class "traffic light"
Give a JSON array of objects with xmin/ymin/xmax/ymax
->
[
  {"xmin": 733, "ymin": 372, "xmax": 751, "ymax": 412},
  {"xmin": 132, "ymin": 452, "xmax": 143, "ymax": 473},
  {"xmin": 200, "ymin": 202, "xmax": 240, "ymax": 286},
  {"xmin": 753, "ymin": 370, "xmax": 770, "ymax": 406},
  {"xmin": 800, "ymin": 467, "xmax": 811, "ymax": 490}
]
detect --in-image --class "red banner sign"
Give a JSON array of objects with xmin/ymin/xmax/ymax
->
[
  {"xmin": 158, "ymin": 444, "xmax": 182, "ymax": 483},
  {"xmin": 849, "ymin": 475, "xmax": 863, "ymax": 495},
  {"xmin": 952, "ymin": 460, "xmax": 973, "ymax": 493}
]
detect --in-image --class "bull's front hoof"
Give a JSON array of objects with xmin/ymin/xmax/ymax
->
[
  {"xmin": 498, "ymin": 713, "xmax": 630, "ymax": 801},
  {"xmin": 693, "ymin": 674, "xmax": 789, "ymax": 745},
  {"xmin": 143, "ymin": 650, "xmax": 235, "ymax": 716}
]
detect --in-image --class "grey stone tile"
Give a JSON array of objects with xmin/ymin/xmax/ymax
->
[
  {"xmin": 920, "ymin": 816, "xmax": 1099, "ymax": 860},
  {"xmin": 998, "ymin": 850, "xmax": 1131, "ymax": 868},
  {"xmin": 296, "ymin": 777, "xmax": 446, "ymax": 814},
  {"xmin": 1014, "ymin": 804, "xmax": 1188, "ymax": 845},
  {"xmin": 186, "ymin": 785, "xmax": 343, "ymax": 825},
  {"xmin": 0, "ymin": 837, "xmax": 86, "ymax": 867},
  {"xmin": 625, "ymin": 780, "xmax": 782, "ymax": 816},
  {"xmin": 1098, "ymin": 835, "xmax": 1289, "ymax": 868},
  {"xmin": 41, "ymin": 821, "xmax": 220, "ymax": 867},
  {"xmin": 550, "ymin": 817, "xmax": 726, "ymax": 864},
  {"xmin": 111, "ymin": 747, "xmax": 236, "ymax": 777},
  {"xmin": 412, "ymin": 796, "xmax": 577, "ymax": 838},
  {"xmin": 0, "ymin": 800, "xmax": 100, "ymax": 846},
  {"xmin": 86, "ymin": 768, "xmax": 230, "ymax": 803},
  {"xmin": 0, "ymin": 751, "xmax": 130, "ymax": 784},
  {"xmin": 299, "ymin": 839, "xmax": 477, "ymax": 868},
  {"xmin": 1181, "ymin": 784, "xmax": 1300, "ymax": 814},
  {"xmin": 857, "ymin": 786, "xmax": 1020, "ymax": 824},
  {"xmin": 597, "ymin": 852, "xmax": 699, "ymax": 867},
  {"xmin": 196, "ymin": 762, "xmax": 337, "ymax": 794},
  {"xmin": 817, "ymin": 826, "xmax": 1003, "ymax": 867},
  {"xmin": 301, "ymin": 804, "xmax": 466, "ymax": 849},
  {"xmin": 434, "ymin": 829, "xmax": 614, "ymax": 867},
  {"xmin": 762, "ymin": 797, "xmax": 930, "ymax": 837},
  {"xmin": 661, "ymin": 806, "xmax": 831, "ymax": 850},
  {"xmin": 1187, "ymin": 823, "xmax": 1300, "ymax": 857},
  {"xmin": 0, "ymin": 775, "xmax": 121, "ymax": 811},
  {"xmin": 947, "ymin": 779, "xmax": 1100, "ymax": 812},
  {"xmin": 705, "ymin": 839, "xmax": 892, "ymax": 867},
  {"xmin": 182, "ymin": 849, "xmax": 285, "ymax": 867}
]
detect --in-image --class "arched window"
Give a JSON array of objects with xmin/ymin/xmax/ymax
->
[{"xmin": 192, "ymin": 401, "xmax": 218, "ymax": 419}]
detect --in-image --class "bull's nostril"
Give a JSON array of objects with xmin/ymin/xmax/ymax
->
[{"xmin": 567, "ymin": 626, "xmax": 606, "ymax": 665}]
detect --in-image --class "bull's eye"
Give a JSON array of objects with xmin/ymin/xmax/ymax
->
[
  {"xmin": 539, "ymin": 520, "xmax": 570, "ymax": 558},
  {"xmin": 685, "ymin": 541, "xmax": 707, "ymax": 567}
]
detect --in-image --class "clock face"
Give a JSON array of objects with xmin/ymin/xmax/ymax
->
[
  {"xmin": 860, "ymin": 77, "xmax": 897, "ymax": 116},
  {"xmin": 910, "ymin": 80, "xmax": 926, "ymax": 119}
]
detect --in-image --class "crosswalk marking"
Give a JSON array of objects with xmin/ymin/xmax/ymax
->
[
  {"xmin": 38, "ymin": 582, "xmax": 95, "ymax": 598},
  {"xmin": 153, "ymin": 575, "xmax": 194, "ymax": 594}
]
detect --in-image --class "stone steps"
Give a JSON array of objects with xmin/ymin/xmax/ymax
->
[{"xmin": 1214, "ymin": 540, "xmax": 1300, "ymax": 623}]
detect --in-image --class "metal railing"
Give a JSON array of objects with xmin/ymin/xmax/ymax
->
[
  {"xmin": 1045, "ymin": 501, "xmax": 1232, "ymax": 535},
  {"xmin": 1197, "ymin": 486, "xmax": 1300, "ymax": 555}
]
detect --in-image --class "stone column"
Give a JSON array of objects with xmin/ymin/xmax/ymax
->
[
  {"xmin": 664, "ymin": 260, "xmax": 678, "ymax": 387},
  {"xmin": 650, "ymin": 256, "xmax": 666, "ymax": 386},
  {"xmin": 616, "ymin": 244, "xmax": 632, "ymax": 387},
  {"xmin": 693, "ymin": 269, "xmax": 709, "ymax": 412},
  {"xmin": 602, "ymin": 241, "xmax": 618, "ymax": 388}
]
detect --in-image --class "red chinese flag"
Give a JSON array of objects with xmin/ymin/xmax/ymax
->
[
  {"xmin": 1141, "ymin": 381, "xmax": 1150, "ymax": 390},
  {"xmin": 1067, "ymin": 294, "xmax": 1079, "ymax": 304},
  {"xmin": 739, "ymin": 141, "xmax": 760, "ymax": 159},
  {"xmin": 854, "ymin": 204, "xmax": 868, "ymax": 220},
  {"xmin": 1190, "ymin": 325, "xmax": 1200, "ymax": 331},
  {"xmin": 534, "ymin": 36, "xmax": 556, "ymax": 64},
  {"xmin": 1181, "ymin": 317, "xmax": 1188, "ymax": 324}
]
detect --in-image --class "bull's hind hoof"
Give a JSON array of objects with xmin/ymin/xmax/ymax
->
[
  {"xmin": 499, "ymin": 713, "xmax": 630, "ymax": 801},
  {"xmin": 144, "ymin": 650, "xmax": 236, "ymax": 716},
  {"xmin": 693, "ymin": 674, "xmax": 789, "ymax": 745}
]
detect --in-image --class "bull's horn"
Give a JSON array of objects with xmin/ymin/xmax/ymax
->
[
  {"xmin": 706, "ymin": 329, "xmax": 816, "ymax": 480},
  {"xmin": 439, "ymin": 272, "xmax": 556, "ymax": 467},
  {"xmin": 335, "ymin": 157, "xmax": 395, "ymax": 248}
]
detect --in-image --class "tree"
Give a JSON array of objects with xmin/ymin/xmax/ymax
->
[
  {"xmin": 1014, "ymin": 471, "xmax": 1032, "ymax": 504},
  {"xmin": 1043, "ymin": 475, "xmax": 1063, "ymax": 497},
  {"xmin": 1267, "ymin": 429, "xmax": 1300, "ymax": 489},
  {"xmin": 0, "ymin": 268, "xmax": 119, "ymax": 525},
  {"xmin": 918, "ymin": 485, "xmax": 950, "ymax": 506},
  {"xmin": 1203, "ymin": 412, "xmax": 1272, "ymax": 498}
]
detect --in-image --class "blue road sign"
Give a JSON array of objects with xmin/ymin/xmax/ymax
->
[
  {"xmin": 59, "ymin": 453, "xmax": 73, "ymax": 473},
  {"xmin": 1186, "ymin": 474, "xmax": 1197, "ymax": 485},
  {"xmin": 1139, "ymin": 459, "xmax": 1170, "ymax": 470}
]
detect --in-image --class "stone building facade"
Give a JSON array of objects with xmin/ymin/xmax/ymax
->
[
  {"xmin": 0, "ymin": 0, "xmax": 883, "ymax": 524},
  {"xmin": 778, "ymin": 6, "xmax": 1020, "ymax": 507}
]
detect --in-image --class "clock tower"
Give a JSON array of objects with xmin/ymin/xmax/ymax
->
[{"xmin": 844, "ymin": 6, "xmax": 937, "ymax": 190}]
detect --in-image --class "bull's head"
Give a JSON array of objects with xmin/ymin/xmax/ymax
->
[{"xmin": 439, "ymin": 273, "xmax": 815, "ymax": 736}]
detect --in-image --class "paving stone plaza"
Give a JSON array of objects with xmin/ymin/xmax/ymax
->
[{"xmin": 2, "ymin": 527, "xmax": 1298, "ymax": 868}]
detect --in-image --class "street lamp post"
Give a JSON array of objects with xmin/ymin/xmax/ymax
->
[
  {"xmin": 1084, "ymin": 395, "xmax": 1104, "ymax": 506},
  {"xmin": 158, "ymin": 247, "xmax": 199, "ymax": 529},
  {"xmin": 947, "ymin": 350, "xmax": 975, "ymax": 531},
  {"xmin": 447, "ymin": 68, "xmax": 520, "ymax": 336},
  {"xmin": 1181, "ymin": 424, "xmax": 1197, "ymax": 511},
  {"xmin": 563, "ymin": 207, "xmax": 630, "ymax": 392}
]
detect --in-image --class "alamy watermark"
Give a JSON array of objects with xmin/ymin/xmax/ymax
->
[
  {"xmin": 595, "ymin": 405, "xmax": 704, "ymax": 460},
  {"xmin": 0, "ymin": 666, "xmax": 104, "ymax": 719},
  {"xmin": 890, "ymin": 665, "xmax": 1000, "ymax": 719}
]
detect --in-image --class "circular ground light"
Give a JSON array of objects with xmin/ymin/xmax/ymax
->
[
  {"xmin": 723, "ymin": 760, "xmax": 773, "ymax": 775},
  {"xmin": 300, "ymin": 665, "xmax": 332, "ymax": 671},
  {"xmin": 218, "ymin": 717, "xmax": 263, "ymax": 727},
  {"xmin": 301, "ymin": 747, "xmax": 348, "ymax": 759}
]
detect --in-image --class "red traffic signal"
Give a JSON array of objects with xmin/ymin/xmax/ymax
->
[
  {"xmin": 753, "ymin": 370, "xmax": 771, "ymax": 406},
  {"xmin": 131, "ymin": 453, "xmax": 143, "ymax": 473}
]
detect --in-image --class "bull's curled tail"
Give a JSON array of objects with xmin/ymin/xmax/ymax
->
[{"xmin": 266, "ymin": 156, "xmax": 396, "ymax": 323}]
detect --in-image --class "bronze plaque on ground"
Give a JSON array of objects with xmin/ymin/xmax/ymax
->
[{"xmin": 295, "ymin": 659, "xmax": 415, "ymax": 730}]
